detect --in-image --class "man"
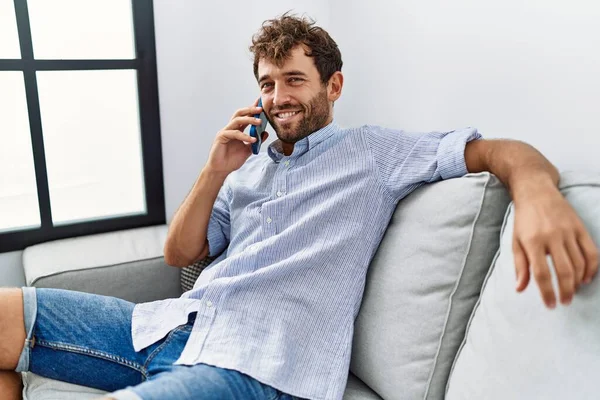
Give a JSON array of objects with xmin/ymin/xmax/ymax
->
[{"xmin": 0, "ymin": 13, "xmax": 598, "ymax": 400}]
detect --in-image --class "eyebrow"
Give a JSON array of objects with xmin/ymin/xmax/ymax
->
[{"xmin": 258, "ymin": 70, "xmax": 309, "ymax": 84}]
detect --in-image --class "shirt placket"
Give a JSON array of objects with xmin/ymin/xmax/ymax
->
[{"xmin": 261, "ymin": 158, "xmax": 291, "ymax": 237}]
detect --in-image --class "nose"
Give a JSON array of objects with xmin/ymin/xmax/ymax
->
[{"xmin": 272, "ymin": 84, "xmax": 292, "ymax": 107}]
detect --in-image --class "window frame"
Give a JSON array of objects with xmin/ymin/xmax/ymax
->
[{"xmin": 0, "ymin": 0, "xmax": 165, "ymax": 253}]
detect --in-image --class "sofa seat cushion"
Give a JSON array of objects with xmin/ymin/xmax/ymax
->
[
  {"xmin": 22, "ymin": 372, "xmax": 381, "ymax": 400},
  {"xmin": 343, "ymin": 373, "xmax": 383, "ymax": 400},
  {"xmin": 22, "ymin": 372, "xmax": 106, "ymax": 400},
  {"xmin": 446, "ymin": 171, "xmax": 600, "ymax": 399},
  {"xmin": 350, "ymin": 172, "xmax": 510, "ymax": 400},
  {"xmin": 22, "ymin": 225, "xmax": 182, "ymax": 303}
]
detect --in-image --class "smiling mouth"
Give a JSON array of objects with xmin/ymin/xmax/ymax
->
[{"xmin": 274, "ymin": 110, "xmax": 301, "ymax": 122}]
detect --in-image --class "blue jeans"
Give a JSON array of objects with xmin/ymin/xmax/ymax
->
[{"xmin": 16, "ymin": 288, "xmax": 302, "ymax": 400}]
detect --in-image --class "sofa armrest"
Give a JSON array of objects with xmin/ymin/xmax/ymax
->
[{"xmin": 22, "ymin": 225, "xmax": 182, "ymax": 303}]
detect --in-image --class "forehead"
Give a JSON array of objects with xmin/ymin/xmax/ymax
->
[{"xmin": 257, "ymin": 46, "xmax": 318, "ymax": 79}]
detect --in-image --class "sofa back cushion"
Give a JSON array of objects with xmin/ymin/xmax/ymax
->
[
  {"xmin": 446, "ymin": 171, "xmax": 600, "ymax": 399},
  {"xmin": 350, "ymin": 172, "xmax": 510, "ymax": 400},
  {"xmin": 22, "ymin": 225, "xmax": 182, "ymax": 303}
]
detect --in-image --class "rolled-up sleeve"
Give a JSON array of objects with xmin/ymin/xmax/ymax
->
[
  {"xmin": 436, "ymin": 127, "xmax": 482, "ymax": 180},
  {"xmin": 206, "ymin": 181, "xmax": 231, "ymax": 257},
  {"xmin": 365, "ymin": 125, "xmax": 482, "ymax": 201}
]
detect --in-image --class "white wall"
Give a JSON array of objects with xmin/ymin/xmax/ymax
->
[
  {"xmin": 0, "ymin": 1, "xmax": 330, "ymax": 280},
  {"xmin": 154, "ymin": 0, "xmax": 331, "ymax": 221},
  {"xmin": 330, "ymin": 0, "xmax": 600, "ymax": 172}
]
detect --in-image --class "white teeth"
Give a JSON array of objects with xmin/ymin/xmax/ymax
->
[{"xmin": 276, "ymin": 111, "xmax": 299, "ymax": 119}]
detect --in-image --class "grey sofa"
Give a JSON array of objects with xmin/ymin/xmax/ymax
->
[{"xmin": 13, "ymin": 171, "xmax": 600, "ymax": 400}]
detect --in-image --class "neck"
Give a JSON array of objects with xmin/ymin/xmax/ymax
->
[{"xmin": 282, "ymin": 143, "xmax": 294, "ymax": 156}]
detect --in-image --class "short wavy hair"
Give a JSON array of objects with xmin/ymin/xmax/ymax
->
[{"xmin": 249, "ymin": 12, "xmax": 343, "ymax": 85}]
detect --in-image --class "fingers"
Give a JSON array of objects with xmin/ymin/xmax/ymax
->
[
  {"xmin": 219, "ymin": 129, "xmax": 257, "ymax": 145},
  {"xmin": 565, "ymin": 237, "xmax": 586, "ymax": 287},
  {"xmin": 224, "ymin": 116, "xmax": 263, "ymax": 132},
  {"xmin": 548, "ymin": 241, "xmax": 575, "ymax": 305},
  {"xmin": 527, "ymin": 245, "xmax": 557, "ymax": 309},
  {"xmin": 231, "ymin": 105, "xmax": 263, "ymax": 120},
  {"xmin": 513, "ymin": 238, "xmax": 530, "ymax": 292},
  {"xmin": 578, "ymin": 230, "xmax": 599, "ymax": 284},
  {"xmin": 516, "ymin": 237, "xmax": 583, "ymax": 307}
]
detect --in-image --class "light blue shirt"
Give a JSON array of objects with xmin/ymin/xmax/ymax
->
[{"xmin": 131, "ymin": 122, "xmax": 481, "ymax": 400}]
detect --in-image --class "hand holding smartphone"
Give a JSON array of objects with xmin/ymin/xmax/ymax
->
[{"xmin": 249, "ymin": 98, "xmax": 268, "ymax": 155}]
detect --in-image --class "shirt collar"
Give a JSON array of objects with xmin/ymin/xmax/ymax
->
[{"xmin": 267, "ymin": 121, "xmax": 340, "ymax": 163}]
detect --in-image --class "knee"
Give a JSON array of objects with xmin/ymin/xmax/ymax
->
[
  {"xmin": 0, "ymin": 371, "xmax": 23, "ymax": 399},
  {"xmin": 0, "ymin": 288, "xmax": 25, "ymax": 330},
  {"xmin": 0, "ymin": 288, "xmax": 26, "ymax": 370}
]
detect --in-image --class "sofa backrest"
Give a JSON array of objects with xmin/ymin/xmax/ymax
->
[
  {"xmin": 350, "ymin": 172, "xmax": 510, "ymax": 400},
  {"xmin": 21, "ymin": 225, "xmax": 181, "ymax": 303}
]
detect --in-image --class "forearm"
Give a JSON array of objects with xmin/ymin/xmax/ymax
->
[
  {"xmin": 465, "ymin": 139, "xmax": 559, "ymax": 202},
  {"xmin": 164, "ymin": 167, "xmax": 228, "ymax": 267}
]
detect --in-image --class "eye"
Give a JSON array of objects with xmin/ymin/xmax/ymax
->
[
  {"xmin": 261, "ymin": 82, "xmax": 274, "ymax": 91},
  {"xmin": 289, "ymin": 77, "xmax": 304, "ymax": 84}
]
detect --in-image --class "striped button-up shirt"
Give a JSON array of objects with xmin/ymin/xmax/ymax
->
[{"xmin": 131, "ymin": 122, "xmax": 481, "ymax": 400}]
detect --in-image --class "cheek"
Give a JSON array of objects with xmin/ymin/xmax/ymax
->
[
  {"xmin": 260, "ymin": 94, "xmax": 273, "ymax": 107},
  {"xmin": 262, "ymin": 102, "xmax": 274, "ymax": 117},
  {"xmin": 303, "ymin": 99, "xmax": 312, "ymax": 111},
  {"xmin": 262, "ymin": 89, "xmax": 272, "ymax": 99}
]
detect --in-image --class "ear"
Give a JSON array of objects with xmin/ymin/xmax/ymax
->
[{"xmin": 327, "ymin": 71, "xmax": 344, "ymax": 102}]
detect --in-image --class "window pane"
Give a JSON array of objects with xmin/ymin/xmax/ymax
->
[
  {"xmin": 0, "ymin": 0, "xmax": 21, "ymax": 58},
  {"xmin": 37, "ymin": 70, "xmax": 146, "ymax": 225},
  {"xmin": 0, "ymin": 72, "xmax": 41, "ymax": 232},
  {"xmin": 28, "ymin": 0, "xmax": 135, "ymax": 60}
]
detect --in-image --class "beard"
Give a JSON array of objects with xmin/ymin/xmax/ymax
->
[{"xmin": 266, "ymin": 88, "xmax": 331, "ymax": 144}]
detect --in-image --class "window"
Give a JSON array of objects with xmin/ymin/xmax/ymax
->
[{"xmin": 0, "ymin": 0, "xmax": 165, "ymax": 253}]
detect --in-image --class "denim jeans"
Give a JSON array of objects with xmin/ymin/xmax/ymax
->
[{"xmin": 16, "ymin": 287, "xmax": 302, "ymax": 400}]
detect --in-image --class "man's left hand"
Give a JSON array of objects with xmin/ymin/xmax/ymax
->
[{"xmin": 512, "ymin": 183, "xmax": 598, "ymax": 308}]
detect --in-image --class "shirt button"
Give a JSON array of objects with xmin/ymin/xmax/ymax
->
[
  {"xmin": 284, "ymin": 161, "xmax": 290, "ymax": 166},
  {"xmin": 206, "ymin": 301, "xmax": 213, "ymax": 308},
  {"xmin": 266, "ymin": 217, "xmax": 272, "ymax": 224},
  {"xmin": 276, "ymin": 191, "xmax": 283, "ymax": 197}
]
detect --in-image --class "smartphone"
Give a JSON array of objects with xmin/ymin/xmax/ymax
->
[{"xmin": 249, "ymin": 98, "xmax": 268, "ymax": 155}]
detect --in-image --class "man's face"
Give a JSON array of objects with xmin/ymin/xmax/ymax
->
[{"xmin": 257, "ymin": 46, "xmax": 332, "ymax": 144}]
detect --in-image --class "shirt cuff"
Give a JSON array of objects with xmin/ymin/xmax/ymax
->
[
  {"xmin": 437, "ymin": 127, "xmax": 483, "ymax": 180},
  {"xmin": 206, "ymin": 216, "xmax": 227, "ymax": 257}
]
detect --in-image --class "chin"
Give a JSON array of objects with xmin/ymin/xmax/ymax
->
[
  {"xmin": 277, "ymin": 132, "xmax": 298, "ymax": 143},
  {"xmin": 274, "ymin": 125, "xmax": 298, "ymax": 140}
]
